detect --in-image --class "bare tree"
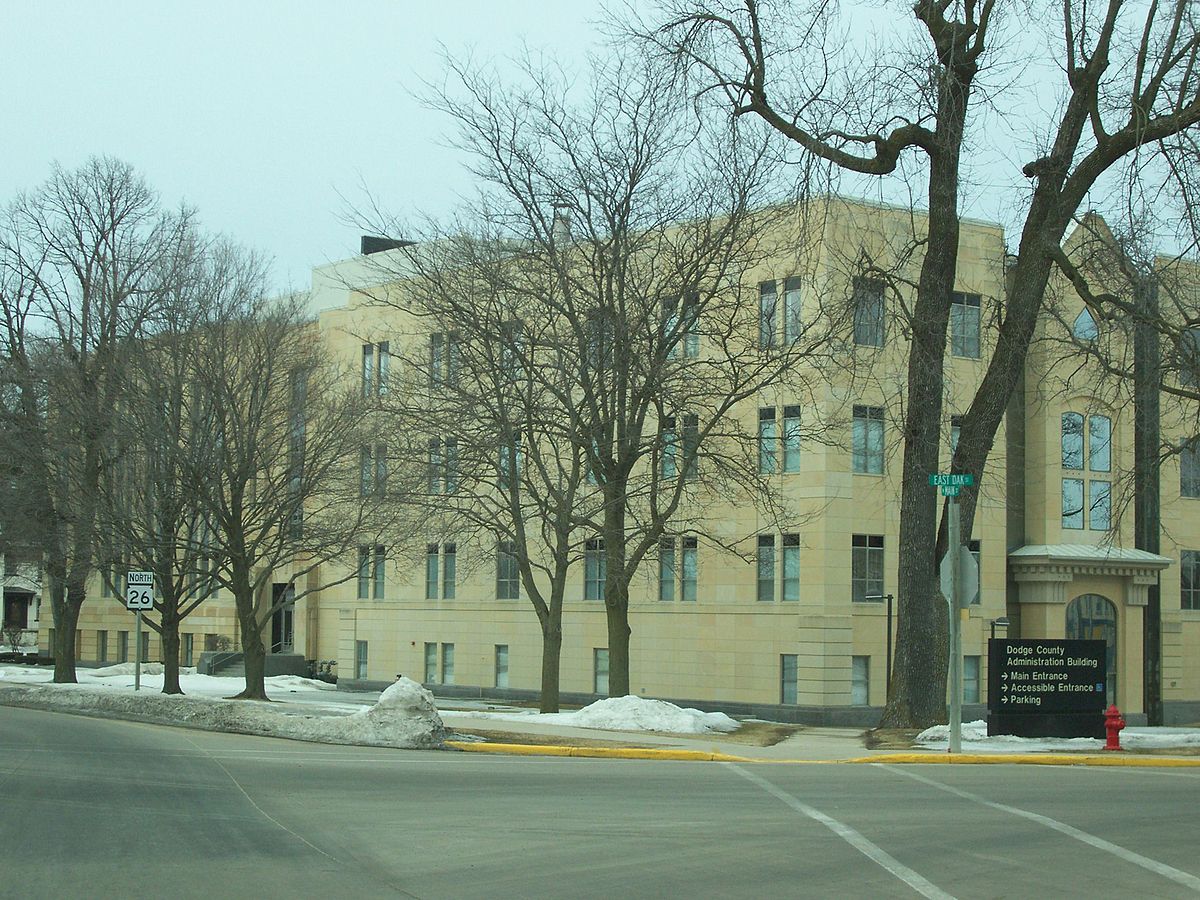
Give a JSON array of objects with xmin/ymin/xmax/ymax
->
[
  {"xmin": 645, "ymin": 0, "xmax": 1200, "ymax": 726},
  {"xmin": 185, "ymin": 289, "xmax": 401, "ymax": 700},
  {"xmin": 366, "ymin": 50, "xmax": 843, "ymax": 698},
  {"xmin": 0, "ymin": 157, "xmax": 191, "ymax": 682}
]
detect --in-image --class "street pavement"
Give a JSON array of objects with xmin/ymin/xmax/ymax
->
[{"xmin": 3, "ymin": 704, "xmax": 1199, "ymax": 899}]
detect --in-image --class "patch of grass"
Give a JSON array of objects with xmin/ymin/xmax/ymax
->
[
  {"xmin": 721, "ymin": 722, "xmax": 804, "ymax": 746},
  {"xmin": 864, "ymin": 727, "xmax": 921, "ymax": 750},
  {"xmin": 450, "ymin": 728, "xmax": 656, "ymax": 749}
]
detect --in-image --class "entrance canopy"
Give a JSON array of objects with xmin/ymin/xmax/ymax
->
[{"xmin": 1008, "ymin": 544, "xmax": 1172, "ymax": 606}]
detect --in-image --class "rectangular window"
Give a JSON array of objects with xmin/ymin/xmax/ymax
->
[
  {"xmin": 783, "ymin": 276, "xmax": 803, "ymax": 344},
  {"xmin": 681, "ymin": 536, "xmax": 698, "ymax": 602},
  {"xmin": 963, "ymin": 655, "xmax": 981, "ymax": 704},
  {"xmin": 852, "ymin": 405, "xmax": 884, "ymax": 474},
  {"xmin": 361, "ymin": 343, "xmax": 373, "ymax": 396},
  {"xmin": 441, "ymin": 643, "xmax": 455, "ymax": 685},
  {"xmin": 662, "ymin": 296, "xmax": 681, "ymax": 359},
  {"xmin": 495, "ymin": 645, "xmax": 509, "ymax": 688},
  {"xmin": 660, "ymin": 417, "xmax": 677, "ymax": 479},
  {"xmin": 357, "ymin": 546, "xmax": 370, "ymax": 600},
  {"xmin": 782, "ymin": 405, "xmax": 801, "ymax": 473},
  {"xmin": 377, "ymin": 341, "xmax": 390, "ymax": 395},
  {"xmin": 659, "ymin": 538, "xmax": 676, "ymax": 602},
  {"xmin": 373, "ymin": 545, "xmax": 386, "ymax": 599},
  {"xmin": 756, "ymin": 535, "xmax": 775, "ymax": 602},
  {"xmin": 140, "ymin": 631, "xmax": 150, "ymax": 663},
  {"xmin": 497, "ymin": 540, "xmax": 520, "ymax": 600},
  {"xmin": 447, "ymin": 332, "xmax": 461, "ymax": 385},
  {"xmin": 1182, "ymin": 550, "xmax": 1200, "ymax": 610},
  {"xmin": 780, "ymin": 654, "xmax": 798, "ymax": 704},
  {"xmin": 1181, "ymin": 327, "xmax": 1200, "ymax": 388},
  {"xmin": 355, "ymin": 640, "xmax": 368, "ymax": 680},
  {"xmin": 360, "ymin": 446, "xmax": 372, "ymax": 497},
  {"xmin": 758, "ymin": 281, "xmax": 777, "ymax": 349},
  {"xmin": 682, "ymin": 414, "xmax": 699, "ymax": 480},
  {"xmin": 585, "ymin": 539, "xmax": 606, "ymax": 600},
  {"xmin": 498, "ymin": 435, "xmax": 521, "ymax": 490},
  {"xmin": 967, "ymin": 539, "xmax": 981, "ymax": 606},
  {"xmin": 682, "ymin": 293, "xmax": 700, "ymax": 358},
  {"xmin": 1182, "ymin": 440, "xmax": 1200, "ymax": 498},
  {"xmin": 853, "ymin": 277, "xmax": 885, "ymax": 347},
  {"xmin": 444, "ymin": 440, "xmax": 458, "ymax": 493},
  {"xmin": 119, "ymin": 631, "xmax": 129, "ymax": 663},
  {"xmin": 1089, "ymin": 481, "xmax": 1111, "ymax": 531},
  {"xmin": 851, "ymin": 656, "xmax": 870, "ymax": 706},
  {"xmin": 430, "ymin": 333, "xmax": 444, "ymax": 385},
  {"xmin": 851, "ymin": 534, "xmax": 885, "ymax": 602},
  {"xmin": 182, "ymin": 633, "xmax": 193, "ymax": 667},
  {"xmin": 951, "ymin": 292, "xmax": 981, "ymax": 358},
  {"xmin": 375, "ymin": 443, "xmax": 387, "ymax": 495},
  {"xmin": 425, "ymin": 544, "xmax": 439, "ymax": 599},
  {"xmin": 1062, "ymin": 413, "xmax": 1084, "ymax": 469},
  {"xmin": 442, "ymin": 543, "xmax": 456, "ymax": 600},
  {"xmin": 1089, "ymin": 415, "xmax": 1111, "ymax": 472},
  {"xmin": 593, "ymin": 648, "xmax": 609, "ymax": 695},
  {"xmin": 427, "ymin": 440, "xmax": 442, "ymax": 493},
  {"xmin": 758, "ymin": 407, "xmax": 777, "ymax": 474},
  {"xmin": 97, "ymin": 630, "xmax": 108, "ymax": 663},
  {"xmin": 1062, "ymin": 478, "xmax": 1085, "ymax": 529},
  {"xmin": 424, "ymin": 642, "xmax": 437, "ymax": 683},
  {"xmin": 781, "ymin": 534, "xmax": 800, "ymax": 602}
]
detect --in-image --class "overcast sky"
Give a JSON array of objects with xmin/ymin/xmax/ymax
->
[{"xmin": 2, "ymin": 1, "xmax": 608, "ymax": 291}]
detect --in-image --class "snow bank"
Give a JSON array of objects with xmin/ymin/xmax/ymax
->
[
  {"xmin": 916, "ymin": 719, "xmax": 1200, "ymax": 753},
  {"xmin": 442, "ymin": 694, "xmax": 740, "ymax": 735},
  {"xmin": 0, "ymin": 676, "xmax": 445, "ymax": 750}
]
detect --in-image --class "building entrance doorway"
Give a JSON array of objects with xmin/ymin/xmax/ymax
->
[
  {"xmin": 271, "ymin": 584, "xmax": 294, "ymax": 654},
  {"xmin": 1066, "ymin": 593, "xmax": 1117, "ymax": 703}
]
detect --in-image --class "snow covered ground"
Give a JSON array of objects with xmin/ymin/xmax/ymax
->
[
  {"xmin": 440, "ymin": 695, "xmax": 740, "ymax": 735},
  {"xmin": 917, "ymin": 719, "xmax": 1200, "ymax": 753}
]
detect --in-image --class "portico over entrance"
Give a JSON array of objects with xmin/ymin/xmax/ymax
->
[{"xmin": 1007, "ymin": 544, "xmax": 1172, "ymax": 714}]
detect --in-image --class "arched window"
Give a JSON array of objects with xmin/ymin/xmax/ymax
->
[
  {"xmin": 1066, "ymin": 593, "xmax": 1117, "ymax": 703},
  {"xmin": 1073, "ymin": 308, "xmax": 1099, "ymax": 341}
]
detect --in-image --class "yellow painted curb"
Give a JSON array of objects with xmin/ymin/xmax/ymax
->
[
  {"xmin": 848, "ymin": 752, "xmax": 1200, "ymax": 767},
  {"xmin": 445, "ymin": 740, "xmax": 757, "ymax": 762}
]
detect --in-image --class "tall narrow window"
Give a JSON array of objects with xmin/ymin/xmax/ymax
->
[
  {"xmin": 373, "ymin": 545, "xmax": 386, "ymax": 599},
  {"xmin": 1089, "ymin": 481, "xmax": 1111, "ymax": 531},
  {"xmin": 441, "ymin": 643, "xmax": 455, "ymax": 684},
  {"xmin": 681, "ymin": 536, "xmax": 698, "ymax": 602},
  {"xmin": 444, "ymin": 440, "xmax": 458, "ymax": 493},
  {"xmin": 963, "ymin": 656, "xmax": 981, "ymax": 703},
  {"xmin": 783, "ymin": 276, "xmax": 803, "ymax": 344},
  {"xmin": 430, "ymin": 333, "xmax": 444, "ymax": 385},
  {"xmin": 360, "ymin": 446, "xmax": 372, "ymax": 497},
  {"xmin": 1089, "ymin": 415, "xmax": 1111, "ymax": 472},
  {"xmin": 682, "ymin": 293, "xmax": 700, "ymax": 358},
  {"xmin": 497, "ymin": 540, "xmax": 520, "ymax": 600},
  {"xmin": 498, "ymin": 434, "xmax": 522, "ymax": 490},
  {"xmin": 495, "ymin": 645, "xmax": 509, "ymax": 688},
  {"xmin": 377, "ymin": 341, "xmax": 390, "ymax": 395},
  {"xmin": 756, "ymin": 535, "xmax": 775, "ymax": 602},
  {"xmin": 758, "ymin": 408, "xmax": 777, "ymax": 474},
  {"xmin": 851, "ymin": 534, "xmax": 884, "ymax": 602},
  {"xmin": 780, "ymin": 654, "xmax": 798, "ymax": 704},
  {"xmin": 427, "ymin": 440, "xmax": 442, "ymax": 493},
  {"xmin": 852, "ymin": 405, "xmax": 885, "ymax": 474},
  {"xmin": 357, "ymin": 546, "xmax": 370, "ymax": 600},
  {"xmin": 424, "ymin": 642, "xmax": 437, "ymax": 683},
  {"xmin": 781, "ymin": 534, "xmax": 800, "ymax": 602},
  {"xmin": 659, "ymin": 538, "xmax": 676, "ymax": 601},
  {"xmin": 851, "ymin": 656, "xmax": 870, "ymax": 706},
  {"xmin": 1181, "ymin": 439, "xmax": 1199, "ymax": 498},
  {"xmin": 593, "ymin": 648, "xmax": 609, "ymax": 695},
  {"xmin": 425, "ymin": 544, "xmax": 439, "ymax": 599},
  {"xmin": 853, "ymin": 277, "xmax": 885, "ymax": 347},
  {"xmin": 1182, "ymin": 550, "xmax": 1200, "ymax": 610},
  {"xmin": 374, "ymin": 443, "xmax": 387, "ymax": 495},
  {"xmin": 1180, "ymin": 327, "xmax": 1200, "ymax": 388},
  {"xmin": 660, "ymin": 416, "xmax": 677, "ymax": 479},
  {"xmin": 585, "ymin": 539, "xmax": 606, "ymax": 600},
  {"xmin": 662, "ymin": 296, "xmax": 681, "ymax": 359},
  {"xmin": 1062, "ymin": 478, "xmax": 1085, "ymax": 529},
  {"xmin": 443, "ymin": 543, "xmax": 456, "ymax": 600},
  {"xmin": 951, "ymin": 292, "xmax": 981, "ymax": 358},
  {"xmin": 361, "ymin": 344, "xmax": 373, "ymax": 396},
  {"xmin": 447, "ymin": 332, "xmax": 461, "ymax": 385},
  {"xmin": 119, "ymin": 631, "xmax": 129, "ymax": 663},
  {"xmin": 782, "ymin": 405, "xmax": 801, "ymax": 473},
  {"xmin": 682, "ymin": 413, "xmax": 699, "ymax": 480},
  {"xmin": 355, "ymin": 641, "xmax": 369, "ymax": 680},
  {"xmin": 1061, "ymin": 413, "xmax": 1084, "ymax": 469},
  {"xmin": 758, "ymin": 281, "xmax": 777, "ymax": 349},
  {"xmin": 97, "ymin": 630, "xmax": 108, "ymax": 663}
]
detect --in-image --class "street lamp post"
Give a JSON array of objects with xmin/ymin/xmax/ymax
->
[
  {"xmin": 990, "ymin": 616, "xmax": 1011, "ymax": 641},
  {"xmin": 864, "ymin": 593, "xmax": 895, "ymax": 694}
]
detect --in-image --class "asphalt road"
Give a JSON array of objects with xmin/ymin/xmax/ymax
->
[{"xmin": 2, "ymin": 706, "xmax": 1199, "ymax": 899}]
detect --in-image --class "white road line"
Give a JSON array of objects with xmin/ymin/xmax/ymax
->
[
  {"xmin": 727, "ymin": 763, "xmax": 956, "ymax": 900},
  {"xmin": 881, "ymin": 764, "xmax": 1200, "ymax": 893}
]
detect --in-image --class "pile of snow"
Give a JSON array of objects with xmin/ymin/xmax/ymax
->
[
  {"xmin": 0, "ymin": 675, "xmax": 444, "ymax": 749},
  {"xmin": 442, "ymin": 694, "xmax": 739, "ymax": 735},
  {"xmin": 917, "ymin": 719, "xmax": 1200, "ymax": 753}
]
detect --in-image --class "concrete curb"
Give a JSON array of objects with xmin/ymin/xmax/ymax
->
[{"xmin": 447, "ymin": 740, "xmax": 1200, "ymax": 767}]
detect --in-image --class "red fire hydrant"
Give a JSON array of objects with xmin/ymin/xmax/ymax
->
[{"xmin": 1103, "ymin": 704, "xmax": 1126, "ymax": 751}]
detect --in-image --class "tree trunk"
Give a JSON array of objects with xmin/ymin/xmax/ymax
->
[
  {"xmin": 539, "ymin": 623, "xmax": 562, "ymax": 713},
  {"xmin": 879, "ymin": 64, "xmax": 970, "ymax": 729},
  {"xmin": 160, "ymin": 611, "xmax": 182, "ymax": 695},
  {"xmin": 230, "ymin": 587, "xmax": 268, "ymax": 700},
  {"xmin": 52, "ymin": 581, "xmax": 85, "ymax": 684},
  {"xmin": 602, "ymin": 502, "xmax": 631, "ymax": 697}
]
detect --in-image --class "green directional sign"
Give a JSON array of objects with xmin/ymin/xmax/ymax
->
[{"xmin": 928, "ymin": 473, "xmax": 974, "ymax": 487}]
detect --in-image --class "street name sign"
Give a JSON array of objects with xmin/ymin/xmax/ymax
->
[
  {"xmin": 929, "ymin": 473, "xmax": 974, "ymax": 497},
  {"xmin": 987, "ymin": 638, "xmax": 1106, "ymax": 738},
  {"xmin": 125, "ymin": 571, "xmax": 155, "ymax": 611}
]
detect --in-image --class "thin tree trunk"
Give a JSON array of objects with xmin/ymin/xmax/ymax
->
[
  {"xmin": 539, "ymin": 623, "xmax": 562, "ymax": 713},
  {"xmin": 602, "ymin": 502, "xmax": 631, "ymax": 697}
]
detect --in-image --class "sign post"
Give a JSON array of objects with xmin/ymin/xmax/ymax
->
[
  {"xmin": 928, "ymin": 473, "xmax": 974, "ymax": 754},
  {"xmin": 124, "ymin": 571, "xmax": 155, "ymax": 692}
]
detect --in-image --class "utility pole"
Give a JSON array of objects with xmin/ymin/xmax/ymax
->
[{"xmin": 1134, "ymin": 273, "xmax": 1163, "ymax": 725}]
